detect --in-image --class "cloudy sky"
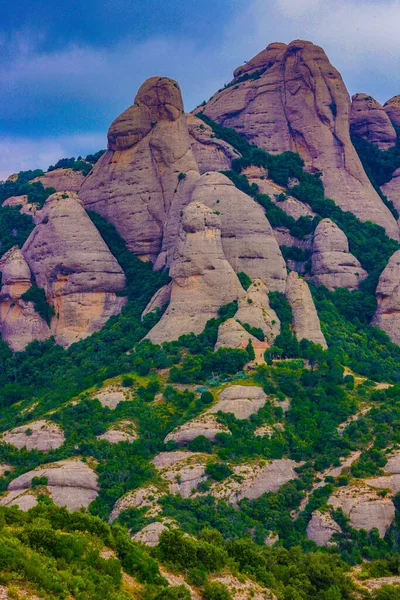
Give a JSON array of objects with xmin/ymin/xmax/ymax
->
[{"xmin": 1, "ymin": 0, "xmax": 400, "ymax": 179}]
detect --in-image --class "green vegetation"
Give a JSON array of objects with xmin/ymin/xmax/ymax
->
[
  {"xmin": 237, "ymin": 271, "xmax": 252, "ymax": 290},
  {"xmin": 48, "ymin": 156, "xmax": 93, "ymax": 176},
  {"xmin": 196, "ymin": 113, "xmax": 399, "ymax": 287},
  {"xmin": 21, "ymin": 285, "xmax": 55, "ymax": 325}
]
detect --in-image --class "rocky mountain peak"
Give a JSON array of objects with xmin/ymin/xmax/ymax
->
[
  {"xmin": 350, "ymin": 93, "xmax": 397, "ymax": 150},
  {"xmin": 384, "ymin": 94, "xmax": 400, "ymax": 126}
]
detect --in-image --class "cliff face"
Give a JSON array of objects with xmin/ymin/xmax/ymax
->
[
  {"xmin": 198, "ymin": 40, "xmax": 399, "ymax": 240},
  {"xmin": 80, "ymin": 77, "xmax": 200, "ymax": 264},
  {"xmin": 147, "ymin": 202, "xmax": 244, "ymax": 343},
  {"xmin": 384, "ymin": 95, "xmax": 400, "ymax": 127},
  {"xmin": 373, "ymin": 250, "xmax": 400, "ymax": 346},
  {"xmin": 0, "ymin": 247, "xmax": 50, "ymax": 351},
  {"xmin": 22, "ymin": 192, "xmax": 126, "ymax": 347},
  {"xmin": 350, "ymin": 93, "xmax": 397, "ymax": 150}
]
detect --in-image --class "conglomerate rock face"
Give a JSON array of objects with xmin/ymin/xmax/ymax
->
[
  {"xmin": 384, "ymin": 95, "xmax": 400, "ymax": 127},
  {"xmin": 30, "ymin": 168, "xmax": 86, "ymax": 193},
  {"xmin": 146, "ymin": 202, "xmax": 244, "ymax": 343},
  {"xmin": 310, "ymin": 218, "xmax": 367, "ymax": 290},
  {"xmin": 373, "ymin": 250, "xmax": 400, "ymax": 345},
  {"xmin": 198, "ymin": 40, "xmax": 399, "ymax": 240},
  {"xmin": 234, "ymin": 278, "xmax": 280, "ymax": 344},
  {"xmin": 0, "ymin": 247, "xmax": 50, "ymax": 351},
  {"xmin": 80, "ymin": 76, "xmax": 200, "ymax": 264},
  {"xmin": 350, "ymin": 93, "xmax": 397, "ymax": 150},
  {"xmin": 191, "ymin": 172, "xmax": 287, "ymax": 292},
  {"xmin": 187, "ymin": 113, "xmax": 239, "ymax": 173},
  {"xmin": 381, "ymin": 168, "xmax": 400, "ymax": 215},
  {"xmin": 285, "ymin": 271, "xmax": 327, "ymax": 348},
  {"xmin": 22, "ymin": 192, "xmax": 126, "ymax": 347}
]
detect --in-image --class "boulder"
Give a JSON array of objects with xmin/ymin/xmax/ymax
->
[
  {"xmin": 2, "ymin": 195, "xmax": 38, "ymax": 218},
  {"xmin": 92, "ymin": 386, "xmax": 128, "ymax": 409},
  {"xmin": 164, "ymin": 414, "xmax": 230, "ymax": 445},
  {"xmin": 235, "ymin": 279, "xmax": 280, "ymax": 344},
  {"xmin": 22, "ymin": 192, "xmax": 126, "ymax": 347},
  {"xmin": 306, "ymin": 511, "xmax": 341, "ymax": 546},
  {"xmin": 110, "ymin": 485, "xmax": 161, "ymax": 523},
  {"xmin": 384, "ymin": 95, "xmax": 400, "ymax": 127},
  {"xmin": 350, "ymin": 93, "xmax": 397, "ymax": 150},
  {"xmin": 147, "ymin": 203, "xmax": 243, "ymax": 343},
  {"xmin": 187, "ymin": 113, "xmax": 239, "ymax": 173},
  {"xmin": 191, "ymin": 172, "xmax": 287, "ymax": 292},
  {"xmin": 208, "ymin": 385, "xmax": 267, "ymax": 419},
  {"xmin": 285, "ymin": 271, "xmax": 327, "ymax": 348},
  {"xmin": 80, "ymin": 77, "xmax": 200, "ymax": 263},
  {"xmin": 214, "ymin": 318, "xmax": 259, "ymax": 351},
  {"xmin": 154, "ymin": 452, "xmax": 208, "ymax": 497},
  {"xmin": 310, "ymin": 218, "xmax": 367, "ymax": 290},
  {"xmin": 1, "ymin": 420, "xmax": 65, "ymax": 451},
  {"xmin": 328, "ymin": 484, "xmax": 395, "ymax": 537},
  {"xmin": 373, "ymin": 250, "xmax": 400, "ymax": 345},
  {"xmin": 198, "ymin": 40, "xmax": 399, "ymax": 240},
  {"xmin": 133, "ymin": 521, "xmax": 169, "ymax": 546},
  {"xmin": 2, "ymin": 459, "xmax": 99, "ymax": 512},
  {"xmin": 97, "ymin": 420, "xmax": 137, "ymax": 444},
  {"xmin": 0, "ymin": 247, "xmax": 50, "ymax": 351},
  {"xmin": 30, "ymin": 168, "xmax": 86, "ymax": 193}
]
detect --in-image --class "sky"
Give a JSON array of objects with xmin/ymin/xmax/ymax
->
[{"xmin": 1, "ymin": 0, "xmax": 400, "ymax": 179}]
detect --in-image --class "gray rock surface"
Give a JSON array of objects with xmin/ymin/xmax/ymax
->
[
  {"xmin": 93, "ymin": 386, "xmax": 128, "ymax": 409},
  {"xmin": 22, "ymin": 192, "xmax": 126, "ymax": 347},
  {"xmin": 373, "ymin": 250, "xmax": 400, "ymax": 345},
  {"xmin": 133, "ymin": 521, "xmax": 169, "ymax": 546},
  {"xmin": 1, "ymin": 420, "xmax": 65, "ymax": 451},
  {"xmin": 235, "ymin": 279, "xmax": 280, "ymax": 344},
  {"xmin": 310, "ymin": 218, "xmax": 367, "ymax": 290},
  {"xmin": 384, "ymin": 95, "xmax": 400, "ymax": 127},
  {"xmin": 31, "ymin": 168, "xmax": 86, "ymax": 193},
  {"xmin": 329, "ymin": 484, "xmax": 395, "ymax": 537},
  {"xmin": 80, "ymin": 77, "xmax": 200, "ymax": 263},
  {"xmin": 285, "ymin": 272, "xmax": 327, "ymax": 348},
  {"xmin": 381, "ymin": 168, "xmax": 400, "ymax": 214},
  {"xmin": 4, "ymin": 459, "xmax": 99, "ymax": 511},
  {"xmin": 164, "ymin": 414, "xmax": 230, "ymax": 445},
  {"xmin": 214, "ymin": 318, "xmax": 259, "ymax": 351},
  {"xmin": 142, "ymin": 283, "xmax": 172, "ymax": 318},
  {"xmin": 187, "ymin": 114, "xmax": 238, "ymax": 173},
  {"xmin": 306, "ymin": 511, "xmax": 341, "ymax": 546},
  {"xmin": 191, "ymin": 172, "xmax": 287, "ymax": 292},
  {"xmin": 147, "ymin": 203, "xmax": 244, "ymax": 343},
  {"xmin": 97, "ymin": 421, "xmax": 137, "ymax": 443},
  {"xmin": 198, "ymin": 40, "xmax": 399, "ymax": 240},
  {"xmin": 208, "ymin": 385, "xmax": 267, "ymax": 419},
  {"xmin": 0, "ymin": 247, "xmax": 50, "ymax": 351},
  {"xmin": 350, "ymin": 93, "xmax": 397, "ymax": 149}
]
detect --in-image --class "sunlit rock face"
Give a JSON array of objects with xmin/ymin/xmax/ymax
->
[
  {"xmin": 198, "ymin": 40, "xmax": 399, "ymax": 240},
  {"xmin": 22, "ymin": 192, "xmax": 126, "ymax": 347},
  {"xmin": 80, "ymin": 76, "xmax": 200, "ymax": 264},
  {"xmin": 350, "ymin": 93, "xmax": 397, "ymax": 150}
]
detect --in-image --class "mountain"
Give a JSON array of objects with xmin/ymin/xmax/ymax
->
[{"xmin": 0, "ymin": 40, "xmax": 400, "ymax": 600}]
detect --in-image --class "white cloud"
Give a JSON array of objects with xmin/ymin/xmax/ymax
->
[{"xmin": 0, "ymin": 133, "xmax": 105, "ymax": 180}]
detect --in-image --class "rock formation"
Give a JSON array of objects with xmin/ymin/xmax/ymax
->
[
  {"xmin": 0, "ymin": 247, "xmax": 51, "ymax": 351},
  {"xmin": 285, "ymin": 271, "xmax": 327, "ymax": 348},
  {"xmin": 30, "ymin": 168, "xmax": 86, "ymax": 193},
  {"xmin": 191, "ymin": 172, "xmax": 287, "ymax": 292},
  {"xmin": 384, "ymin": 95, "xmax": 400, "ymax": 127},
  {"xmin": 0, "ymin": 420, "xmax": 65, "ymax": 451},
  {"xmin": 164, "ymin": 414, "xmax": 230, "ymax": 445},
  {"xmin": 310, "ymin": 218, "xmax": 367, "ymax": 290},
  {"xmin": 234, "ymin": 279, "xmax": 280, "ymax": 343},
  {"xmin": 373, "ymin": 250, "xmax": 400, "ymax": 345},
  {"xmin": 142, "ymin": 283, "xmax": 172, "ymax": 318},
  {"xmin": 147, "ymin": 203, "xmax": 244, "ymax": 343},
  {"xmin": 0, "ymin": 459, "xmax": 99, "ymax": 512},
  {"xmin": 208, "ymin": 385, "xmax": 267, "ymax": 420},
  {"xmin": 2, "ymin": 195, "xmax": 38, "ymax": 217},
  {"xmin": 97, "ymin": 420, "xmax": 137, "ymax": 443},
  {"xmin": 187, "ymin": 113, "xmax": 239, "ymax": 173},
  {"xmin": 198, "ymin": 40, "xmax": 399, "ymax": 240},
  {"xmin": 214, "ymin": 318, "xmax": 259, "ymax": 351},
  {"xmin": 133, "ymin": 522, "xmax": 170, "ymax": 546},
  {"xmin": 381, "ymin": 168, "xmax": 400, "ymax": 214},
  {"xmin": 80, "ymin": 77, "xmax": 200, "ymax": 264},
  {"xmin": 328, "ymin": 484, "xmax": 395, "ymax": 537},
  {"xmin": 22, "ymin": 192, "xmax": 126, "ymax": 347},
  {"xmin": 350, "ymin": 93, "xmax": 397, "ymax": 150},
  {"xmin": 306, "ymin": 511, "xmax": 341, "ymax": 546}
]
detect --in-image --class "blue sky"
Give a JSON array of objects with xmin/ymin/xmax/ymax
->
[{"xmin": 1, "ymin": 0, "xmax": 400, "ymax": 178}]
